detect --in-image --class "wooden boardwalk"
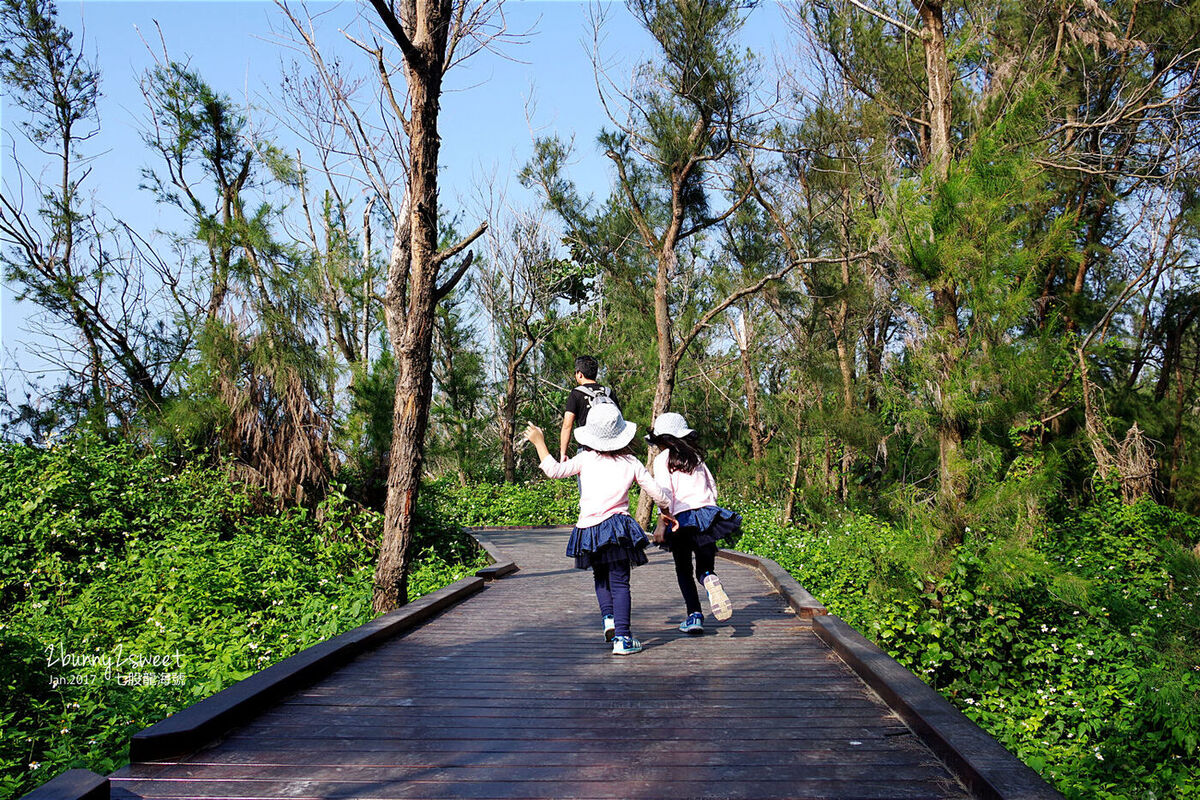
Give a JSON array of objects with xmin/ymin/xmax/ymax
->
[{"xmin": 111, "ymin": 527, "xmax": 972, "ymax": 800}]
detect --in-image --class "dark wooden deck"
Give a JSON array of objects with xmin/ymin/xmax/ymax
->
[{"xmin": 111, "ymin": 527, "xmax": 972, "ymax": 800}]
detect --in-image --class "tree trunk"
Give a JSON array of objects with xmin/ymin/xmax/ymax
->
[
  {"xmin": 782, "ymin": 426, "xmax": 804, "ymax": 526},
  {"xmin": 913, "ymin": 0, "xmax": 951, "ymax": 181},
  {"xmin": 361, "ymin": 197, "xmax": 375, "ymax": 365},
  {"xmin": 636, "ymin": 246, "xmax": 680, "ymax": 527},
  {"xmin": 933, "ymin": 285, "xmax": 966, "ymax": 510},
  {"xmin": 914, "ymin": 0, "xmax": 965, "ymax": 515},
  {"xmin": 372, "ymin": 0, "xmax": 450, "ymax": 613},
  {"xmin": 375, "ymin": 324, "xmax": 434, "ymax": 611}
]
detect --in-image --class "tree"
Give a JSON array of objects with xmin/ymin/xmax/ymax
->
[
  {"xmin": 364, "ymin": 0, "xmax": 500, "ymax": 611},
  {"xmin": 139, "ymin": 53, "xmax": 335, "ymax": 504},
  {"xmin": 0, "ymin": 0, "xmax": 184, "ymax": 432},
  {"xmin": 477, "ymin": 203, "xmax": 568, "ymax": 482}
]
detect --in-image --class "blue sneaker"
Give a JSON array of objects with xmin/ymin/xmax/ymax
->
[
  {"xmin": 679, "ymin": 612, "xmax": 704, "ymax": 635},
  {"xmin": 612, "ymin": 635, "xmax": 643, "ymax": 655},
  {"xmin": 602, "ymin": 615, "xmax": 616, "ymax": 642}
]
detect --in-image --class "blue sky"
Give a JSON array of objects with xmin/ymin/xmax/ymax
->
[{"xmin": 1, "ymin": 0, "xmax": 792, "ymax": 402}]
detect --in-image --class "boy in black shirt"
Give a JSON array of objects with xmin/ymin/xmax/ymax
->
[{"xmin": 559, "ymin": 355, "xmax": 621, "ymax": 461}]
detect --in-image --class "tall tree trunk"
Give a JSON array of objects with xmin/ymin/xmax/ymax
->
[
  {"xmin": 933, "ymin": 285, "xmax": 966, "ymax": 509},
  {"xmin": 371, "ymin": 0, "xmax": 462, "ymax": 613},
  {"xmin": 361, "ymin": 197, "xmax": 375, "ymax": 365},
  {"xmin": 913, "ymin": 0, "xmax": 966, "ymax": 515},
  {"xmin": 913, "ymin": 0, "xmax": 951, "ymax": 182}
]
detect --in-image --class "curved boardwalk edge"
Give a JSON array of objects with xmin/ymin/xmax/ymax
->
[{"xmin": 21, "ymin": 529, "xmax": 514, "ymax": 800}]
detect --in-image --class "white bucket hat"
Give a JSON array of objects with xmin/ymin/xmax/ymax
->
[
  {"xmin": 574, "ymin": 404, "xmax": 638, "ymax": 451},
  {"xmin": 648, "ymin": 412, "xmax": 695, "ymax": 440}
]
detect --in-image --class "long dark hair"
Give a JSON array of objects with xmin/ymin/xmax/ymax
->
[
  {"xmin": 646, "ymin": 432, "xmax": 705, "ymax": 474},
  {"xmin": 595, "ymin": 444, "xmax": 637, "ymax": 459}
]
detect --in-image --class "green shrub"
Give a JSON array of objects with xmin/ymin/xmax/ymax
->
[{"xmin": 0, "ymin": 436, "xmax": 485, "ymax": 799}]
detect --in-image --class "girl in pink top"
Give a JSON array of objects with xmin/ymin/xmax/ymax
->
[
  {"xmin": 523, "ymin": 404, "xmax": 676, "ymax": 655},
  {"xmin": 647, "ymin": 412, "xmax": 741, "ymax": 634}
]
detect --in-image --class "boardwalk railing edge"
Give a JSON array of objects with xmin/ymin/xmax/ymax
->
[
  {"xmin": 814, "ymin": 615, "xmax": 1064, "ymax": 800},
  {"xmin": 816, "ymin": 618, "xmax": 1060, "ymax": 800},
  {"xmin": 468, "ymin": 526, "xmax": 528, "ymax": 580},
  {"xmin": 125, "ymin": 574, "xmax": 486, "ymax": 764},
  {"xmin": 719, "ymin": 545, "xmax": 1062, "ymax": 800},
  {"xmin": 16, "ymin": 769, "xmax": 108, "ymax": 800}
]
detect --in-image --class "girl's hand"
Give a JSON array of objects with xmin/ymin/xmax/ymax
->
[
  {"xmin": 661, "ymin": 511, "xmax": 679, "ymax": 531},
  {"xmin": 522, "ymin": 423, "xmax": 545, "ymax": 446},
  {"xmin": 523, "ymin": 423, "xmax": 552, "ymax": 462},
  {"xmin": 651, "ymin": 517, "xmax": 667, "ymax": 544}
]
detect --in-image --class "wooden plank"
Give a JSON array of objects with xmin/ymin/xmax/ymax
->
[
  {"xmin": 117, "ymin": 761, "xmax": 960, "ymax": 782},
  {"xmin": 109, "ymin": 777, "xmax": 966, "ymax": 800},
  {"xmin": 281, "ymin": 694, "xmax": 889, "ymax": 709},
  {"xmin": 208, "ymin": 735, "xmax": 920, "ymax": 754},
  {"xmin": 133, "ymin": 747, "xmax": 936, "ymax": 769}
]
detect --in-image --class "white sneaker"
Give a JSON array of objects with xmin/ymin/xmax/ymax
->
[
  {"xmin": 612, "ymin": 636, "xmax": 643, "ymax": 655},
  {"xmin": 603, "ymin": 615, "xmax": 616, "ymax": 642},
  {"xmin": 703, "ymin": 574, "xmax": 732, "ymax": 621}
]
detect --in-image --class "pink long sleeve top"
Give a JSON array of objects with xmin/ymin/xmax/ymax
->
[
  {"xmin": 653, "ymin": 450, "xmax": 719, "ymax": 515},
  {"xmin": 539, "ymin": 451, "xmax": 672, "ymax": 528}
]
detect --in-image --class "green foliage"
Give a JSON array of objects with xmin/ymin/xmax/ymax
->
[
  {"xmin": 737, "ymin": 487, "xmax": 1200, "ymax": 799},
  {"xmin": 423, "ymin": 476, "xmax": 578, "ymax": 527},
  {"xmin": 0, "ymin": 435, "xmax": 484, "ymax": 799}
]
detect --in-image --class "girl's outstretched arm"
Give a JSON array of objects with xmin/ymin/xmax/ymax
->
[{"xmin": 524, "ymin": 423, "xmax": 582, "ymax": 479}]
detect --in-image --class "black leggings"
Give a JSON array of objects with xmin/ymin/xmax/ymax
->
[{"xmin": 672, "ymin": 538, "xmax": 717, "ymax": 615}]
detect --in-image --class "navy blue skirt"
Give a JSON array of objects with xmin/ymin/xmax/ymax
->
[
  {"xmin": 661, "ymin": 505, "xmax": 742, "ymax": 551},
  {"xmin": 567, "ymin": 514, "xmax": 650, "ymax": 570}
]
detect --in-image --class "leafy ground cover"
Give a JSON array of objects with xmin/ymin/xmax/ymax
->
[
  {"xmin": 0, "ymin": 436, "xmax": 486, "ymax": 800},
  {"xmin": 423, "ymin": 477, "xmax": 579, "ymax": 527}
]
